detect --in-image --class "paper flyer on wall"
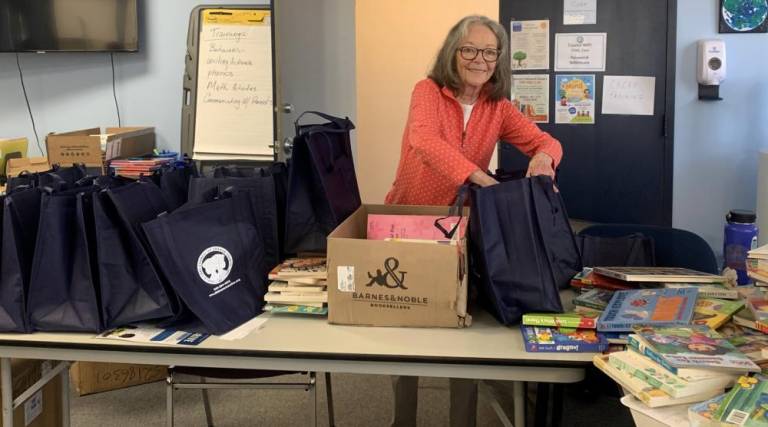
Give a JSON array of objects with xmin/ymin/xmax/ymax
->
[
  {"xmin": 511, "ymin": 74, "xmax": 550, "ymax": 123},
  {"xmin": 509, "ymin": 20, "xmax": 550, "ymax": 71},
  {"xmin": 602, "ymin": 76, "xmax": 656, "ymax": 116},
  {"xmin": 554, "ymin": 33, "xmax": 607, "ymax": 71},
  {"xmin": 98, "ymin": 324, "xmax": 211, "ymax": 346},
  {"xmin": 564, "ymin": 0, "xmax": 597, "ymax": 25},
  {"xmin": 555, "ymin": 74, "xmax": 595, "ymax": 124}
]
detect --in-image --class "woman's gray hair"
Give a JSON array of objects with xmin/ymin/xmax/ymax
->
[{"xmin": 428, "ymin": 15, "xmax": 511, "ymax": 102}]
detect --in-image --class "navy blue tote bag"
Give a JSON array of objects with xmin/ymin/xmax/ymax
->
[
  {"xmin": 0, "ymin": 188, "xmax": 42, "ymax": 332},
  {"xmin": 106, "ymin": 181, "xmax": 188, "ymax": 323},
  {"xmin": 284, "ymin": 111, "xmax": 361, "ymax": 254},
  {"xmin": 27, "ymin": 187, "xmax": 103, "ymax": 332},
  {"xmin": 142, "ymin": 193, "xmax": 268, "ymax": 335},
  {"xmin": 93, "ymin": 187, "xmax": 177, "ymax": 328},
  {"xmin": 187, "ymin": 174, "xmax": 281, "ymax": 272},
  {"xmin": 469, "ymin": 176, "xmax": 581, "ymax": 325}
]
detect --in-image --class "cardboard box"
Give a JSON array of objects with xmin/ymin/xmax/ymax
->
[
  {"xmin": 45, "ymin": 127, "xmax": 155, "ymax": 169},
  {"xmin": 6, "ymin": 157, "xmax": 50, "ymax": 178},
  {"xmin": 70, "ymin": 362, "xmax": 167, "ymax": 396},
  {"xmin": 0, "ymin": 137, "xmax": 29, "ymax": 176},
  {"xmin": 3, "ymin": 359, "xmax": 62, "ymax": 427},
  {"xmin": 327, "ymin": 204, "xmax": 471, "ymax": 328}
]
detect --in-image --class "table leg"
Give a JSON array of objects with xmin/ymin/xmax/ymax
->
[
  {"xmin": 61, "ymin": 363, "xmax": 71, "ymax": 427},
  {"xmin": 1, "ymin": 358, "xmax": 11, "ymax": 427},
  {"xmin": 513, "ymin": 381, "xmax": 525, "ymax": 427}
]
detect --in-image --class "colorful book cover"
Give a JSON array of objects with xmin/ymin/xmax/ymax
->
[
  {"xmin": 366, "ymin": 214, "xmax": 466, "ymax": 241},
  {"xmin": 664, "ymin": 282, "xmax": 740, "ymax": 300},
  {"xmin": 521, "ymin": 311, "xmax": 598, "ymax": 329},
  {"xmin": 633, "ymin": 325, "xmax": 762, "ymax": 373},
  {"xmin": 626, "ymin": 334, "xmax": 734, "ymax": 382},
  {"xmin": 572, "ymin": 288, "xmax": 614, "ymax": 310},
  {"xmin": 263, "ymin": 304, "xmax": 328, "ymax": 315},
  {"xmin": 747, "ymin": 296, "xmax": 768, "ymax": 324},
  {"xmin": 713, "ymin": 375, "xmax": 768, "ymax": 427},
  {"xmin": 608, "ymin": 350, "xmax": 732, "ymax": 398},
  {"xmin": 688, "ymin": 394, "xmax": 727, "ymax": 427},
  {"xmin": 597, "ymin": 288, "xmax": 698, "ymax": 332},
  {"xmin": 734, "ymin": 308, "xmax": 768, "ymax": 334},
  {"xmin": 693, "ymin": 297, "xmax": 746, "ymax": 329},
  {"xmin": 520, "ymin": 325, "xmax": 608, "ymax": 353},
  {"xmin": 268, "ymin": 257, "xmax": 327, "ymax": 279},
  {"xmin": 719, "ymin": 322, "xmax": 768, "ymax": 364},
  {"xmin": 592, "ymin": 355, "xmax": 724, "ymax": 408}
]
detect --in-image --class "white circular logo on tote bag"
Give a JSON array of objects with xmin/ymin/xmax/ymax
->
[{"xmin": 197, "ymin": 246, "xmax": 233, "ymax": 285}]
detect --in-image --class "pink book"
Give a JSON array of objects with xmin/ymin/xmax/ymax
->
[{"xmin": 366, "ymin": 214, "xmax": 466, "ymax": 240}]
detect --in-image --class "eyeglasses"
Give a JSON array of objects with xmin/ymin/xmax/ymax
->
[{"xmin": 457, "ymin": 46, "xmax": 500, "ymax": 62}]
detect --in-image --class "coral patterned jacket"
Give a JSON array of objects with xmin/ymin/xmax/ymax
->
[{"xmin": 385, "ymin": 78, "xmax": 562, "ymax": 206}]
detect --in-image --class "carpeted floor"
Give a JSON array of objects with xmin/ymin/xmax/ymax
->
[{"xmin": 69, "ymin": 371, "xmax": 636, "ymax": 426}]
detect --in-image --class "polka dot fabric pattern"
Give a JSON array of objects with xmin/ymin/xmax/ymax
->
[{"xmin": 385, "ymin": 78, "xmax": 562, "ymax": 206}]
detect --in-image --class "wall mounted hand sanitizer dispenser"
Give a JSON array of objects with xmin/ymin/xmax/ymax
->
[{"xmin": 697, "ymin": 39, "xmax": 726, "ymax": 100}]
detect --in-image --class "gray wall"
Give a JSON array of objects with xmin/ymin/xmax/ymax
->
[
  {"xmin": 0, "ymin": 0, "xmax": 356, "ymax": 158},
  {"xmin": 673, "ymin": 0, "xmax": 768, "ymax": 257}
]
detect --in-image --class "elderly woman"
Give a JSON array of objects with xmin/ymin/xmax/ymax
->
[{"xmin": 384, "ymin": 15, "xmax": 564, "ymax": 427}]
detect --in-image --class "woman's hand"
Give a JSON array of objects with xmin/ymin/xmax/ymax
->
[
  {"xmin": 525, "ymin": 152, "xmax": 555, "ymax": 179},
  {"xmin": 468, "ymin": 170, "xmax": 499, "ymax": 187},
  {"xmin": 526, "ymin": 152, "xmax": 559, "ymax": 192}
]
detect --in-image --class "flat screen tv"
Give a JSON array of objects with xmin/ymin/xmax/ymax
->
[{"xmin": 0, "ymin": 0, "xmax": 138, "ymax": 52}]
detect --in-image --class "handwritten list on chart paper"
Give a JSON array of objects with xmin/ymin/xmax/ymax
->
[{"xmin": 194, "ymin": 9, "xmax": 274, "ymax": 158}]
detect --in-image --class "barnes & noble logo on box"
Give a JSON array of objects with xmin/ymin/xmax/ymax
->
[{"xmin": 352, "ymin": 256, "xmax": 428, "ymax": 311}]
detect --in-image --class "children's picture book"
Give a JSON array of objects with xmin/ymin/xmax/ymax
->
[
  {"xmin": 747, "ymin": 295, "xmax": 768, "ymax": 325},
  {"xmin": 263, "ymin": 304, "xmax": 328, "ymax": 315},
  {"xmin": 593, "ymin": 266, "xmax": 727, "ymax": 283},
  {"xmin": 693, "ymin": 297, "xmax": 746, "ymax": 329},
  {"xmin": 572, "ymin": 288, "xmax": 614, "ymax": 311},
  {"xmin": 520, "ymin": 325, "xmax": 608, "ymax": 352},
  {"xmin": 632, "ymin": 325, "xmax": 762, "ymax": 373},
  {"xmin": 366, "ymin": 214, "xmax": 466, "ymax": 241},
  {"xmin": 597, "ymin": 288, "xmax": 698, "ymax": 332},
  {"xmin": 719, "ymin": 322, "xmax": 768, "ymax": 364},
  {"xmin": 687, "ymin": 394, "xmax": 727, "ymax": 427},
  {"xmin": 608, "ymin": 350, "xmax": 732, "ymax": 398},
  {"xmin": 521, "ymin": 311, "xmax": 598, "ymax": 329},
  {"xmin": 664, "ymin": 282, "xmax": 739, "ymax": 300},
  {"xmin": 268, "ymin": 257, "xmax": 327, "ymax": 279},
  {"xmin": 733, "ymin": 307, "xmax": 768, "ymax": 334},
  {"xmin": 713, "ymin": 375, "xmax": 768, "ymax": 427},
  {"xmin": 592, "ymin": 355, "xmax": 724, "ymax": 408},
  {"xmin": 626, "ymin": 334, "xmax": 736, "ymax": 382}
]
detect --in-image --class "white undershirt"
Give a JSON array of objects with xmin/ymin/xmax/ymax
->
[{"xmin": 461, "ymin": 102, "xmax": 475, "ymax": 130}]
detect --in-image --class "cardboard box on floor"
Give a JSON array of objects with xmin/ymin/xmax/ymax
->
[
  {"xmin": 45, "ymin": 127, "xmax": 156, "ymax": 170},
  {"xmin": 70, "ymin": 362, "xmax": 168, "ymax": 396},
  {"xmin": 2, "ymin": 359, "xmax": 62, "ymax": 427},
  {"xmin": 327, "ymin": 204, "xmax": 471, "ymax": 328}
]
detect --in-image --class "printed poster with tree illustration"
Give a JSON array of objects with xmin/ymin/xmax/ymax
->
[
  {"xmin": 555, "ymin": 74, "xmax": 595, "ymax": 124},
  {"xmin": 509, "ymin": 20, "xmax": 550, "ymax": 70}
]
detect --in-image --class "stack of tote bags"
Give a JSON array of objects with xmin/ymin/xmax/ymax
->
[{"xmin": 0, "ymin": 111, "xmax": 363, "ymax": 335}]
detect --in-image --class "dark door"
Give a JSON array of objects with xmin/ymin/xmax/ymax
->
[{"xmin": 500, "ymin": 0, "xmax": 676, "ymax": 226}]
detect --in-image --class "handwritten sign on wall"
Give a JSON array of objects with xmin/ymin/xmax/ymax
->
[
  {"xmin": 193, "ymin": 9, "xmax": 274, "ymax": 158},
  {"xmin": 601, "ymin": 76, "xmax": 656, "ymax": 116}
]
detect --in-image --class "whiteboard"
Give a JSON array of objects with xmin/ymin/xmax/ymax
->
[{"xmin": 187, "ymin": 8, "xmax": 275, "ymax": 160}]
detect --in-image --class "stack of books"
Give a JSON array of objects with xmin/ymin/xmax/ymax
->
[
  {"xmin": 595, "ymin": 325, "xmax": 761, "ymax": 409},
  {"xmin": 264, "ymin": 257, "xmax": 328, "ymax": 315},
  {"xmin": 747, "ymin": 244, "xmax": 768, "ymax": 285},
  {"xmin": 109, "ymin": 157, "xmax": 172, "ymax": 178},
  {"xmin": 688, "ymin": 375, "xmax": 768, "ymax": 426},
  {"xmin": 520, "ymin": 312, "xmax": 608, "ymax": 353}
]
